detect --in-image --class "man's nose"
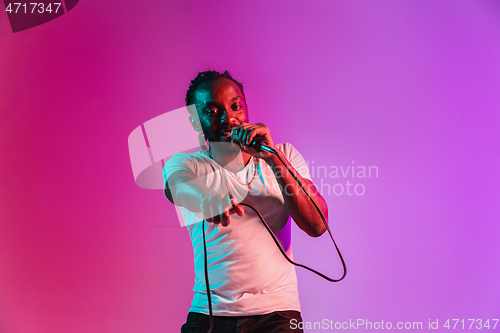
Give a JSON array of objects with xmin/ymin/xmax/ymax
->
[{"xmin": 221, "ymin": 109, "xmax": 237, "ymax": 124}]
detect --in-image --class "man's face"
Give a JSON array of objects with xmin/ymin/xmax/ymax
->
[{"xmin": 192, "ymin": 78, "xmax": 248, "ymax": 143}]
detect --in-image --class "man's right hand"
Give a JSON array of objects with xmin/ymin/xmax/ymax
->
[
  {"xmin": 202, "ymin": 193, "xmax": 245, "ymax": 227},
  {"xmin": 165, "ymin": 170, "xmax": 245, "ymax": 227}
]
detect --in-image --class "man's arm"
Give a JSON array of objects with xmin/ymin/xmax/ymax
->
[
  {"xmin": 164, "ymin": 170, "xmax": 244, "ymax": 226},
  {"xmin": 264, "ymin": 151, "xmax": 328, "ymax": 237},
  {"xmin": 228, "ymin": 122, "xmax": 328, "ymax": 237}
]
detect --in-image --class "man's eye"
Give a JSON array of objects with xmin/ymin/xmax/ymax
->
[
  {"xmin": 233, "ymin": 105, "xmax": 242, "ymax": 110},
  {"xmin": 206, "ymin": 109, "xmax": 219, "ymax": 116}
]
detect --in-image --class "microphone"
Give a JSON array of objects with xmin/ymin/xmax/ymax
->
[
  {"xmin": 248, "ymin": 136, "xmax": 276, "ymax": 154},
  {"xmin": 229, "ymin": 128, "xmax": 277, "ymax": 154}
]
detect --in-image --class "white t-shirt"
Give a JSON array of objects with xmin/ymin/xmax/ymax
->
[{"xmin": 163, "ymin": 143, "xmax": 312, "ymax": 316}]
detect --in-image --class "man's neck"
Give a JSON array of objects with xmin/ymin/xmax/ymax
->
[{"xmin": 209, "ymin": 143, "xmax": 252, "ymax": 173}]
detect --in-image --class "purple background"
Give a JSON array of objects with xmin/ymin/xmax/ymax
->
[{"xmin": 1, "ymin": 0, "xmax": 499, "ymax": 332}]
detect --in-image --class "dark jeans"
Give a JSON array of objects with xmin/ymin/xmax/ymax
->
[{"xmin": 181, "ymin": 311, "xmax": 304, "ymax": 333}]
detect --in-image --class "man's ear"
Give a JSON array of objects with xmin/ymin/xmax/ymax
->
[{"xmin": 189, "ymin": 115, "xmax": 202, "ymax": 132}]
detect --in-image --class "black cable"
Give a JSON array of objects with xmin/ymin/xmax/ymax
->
[
  {"xmin": 239, "ymin": 202, "xmax": 346, "ymax": 282},
  {"xmin": 201, "ymin": 146, "xmax": 347, "ymax": 333},
  {"xmin": 266, "ymin": 148, "xmax": 347, "ymax": 282},
  {"xmin": 202, "ymin": 219, "xmax": 214, "ymax": 333}
]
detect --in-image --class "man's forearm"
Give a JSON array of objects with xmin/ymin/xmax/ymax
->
[
  {"xmin": 265, "ymin": 151, "xmax": 328, "ymax": 237},
  {"xmin": 165, "ymin": 171, "xmax": 216, "ymax": 212},
  {"xmin": 165, "ymin": 170, "xmax": 243, "ymax": 226}
]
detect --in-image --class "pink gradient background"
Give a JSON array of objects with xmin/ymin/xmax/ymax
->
[{"xmin": 1, "ymin": 0, "xmax": 499, "ymax": 332}]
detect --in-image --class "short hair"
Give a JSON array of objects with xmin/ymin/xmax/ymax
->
[{"xmin": 185, "ymin": 70, "xmax": 245, "ymax": 111}]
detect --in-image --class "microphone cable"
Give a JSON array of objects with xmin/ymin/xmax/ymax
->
[{"xmin": 201, "ymin": 146, "xmax": 347, "ymax": 333}]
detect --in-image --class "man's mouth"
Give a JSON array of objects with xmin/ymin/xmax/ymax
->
[{"xmin": 221, "ymin": 128, "xmax": 236, "ymax": 138}]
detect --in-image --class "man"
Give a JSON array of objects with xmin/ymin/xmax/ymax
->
[{"xmin": 164, "ymin": 70, "xmax": 328, "ymax": 333}]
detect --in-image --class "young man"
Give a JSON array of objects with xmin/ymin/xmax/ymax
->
[{"xmin": 164, "ymin": 71, "xmax": 328, "ymax": 333}]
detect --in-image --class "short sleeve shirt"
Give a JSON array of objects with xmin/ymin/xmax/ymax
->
[{"xmin": 163, "ymin": 143, "xmax": 312, "ymax": 316}]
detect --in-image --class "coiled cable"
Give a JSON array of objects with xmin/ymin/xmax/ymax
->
[{"xmin": 201, "ymin": 147, "xmax": 347, "ymax": 333}]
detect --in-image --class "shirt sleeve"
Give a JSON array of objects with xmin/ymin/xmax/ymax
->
[
  {"xmin": 275, "ymin": 143, "xmax": 312, "ymax": 182},
  {"xmin": 162, "ymin": 152, "xmax": 197, "ymax": 185}
]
